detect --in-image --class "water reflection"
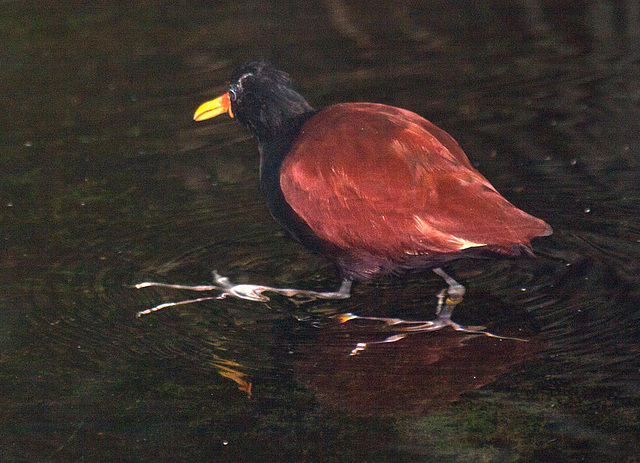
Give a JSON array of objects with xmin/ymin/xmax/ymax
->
[
  {"xmin": 294, "ymin": 320, "xmax": 540, "ymax": 417},
  {"xmin": 2, "ymin": 0, "xmax": 640, "ymax": 460}
]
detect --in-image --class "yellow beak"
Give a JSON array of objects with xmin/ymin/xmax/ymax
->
[{"xmin": 193, "ymin": 92, "xmax": 234, "ymax": 121}]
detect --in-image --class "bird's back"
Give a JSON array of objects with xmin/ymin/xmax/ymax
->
[{"xmin": 279, "ymin": 103, "xmax": 551, "ymax": 277}]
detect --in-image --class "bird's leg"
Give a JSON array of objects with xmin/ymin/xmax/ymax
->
[
  {"xmin": 431, "ymin": 267, "xmax": 491, "ymax": 332},
  {"xmin": 134, "ymin": 271, "xmax": 352, "ymax": 317},
  {"xmin": 226, "ymin": 276, "xmax": 352, "ymax": 302},
  {"xmin": 432, "ymin": 267, "xmax": 465, "ymax": 318},
  {"xmin": 212, "ymin": 272, "xmax": 352, "ymax": 301},
  {"xmin": 334, "ymin": 268, "xmax": 466, "ymax": 330}
]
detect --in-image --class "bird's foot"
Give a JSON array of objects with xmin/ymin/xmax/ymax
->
[
  {"xmin": 134, "ymin": 271, "xmax": 351, "ymax": 317},
  {"xmin": 334, "ymin": 267, "xmax": 527, "ymax": 353}
]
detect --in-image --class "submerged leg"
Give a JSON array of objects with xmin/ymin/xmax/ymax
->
[
  {"xmin": 135, "ymin": 271, "xmax": 352, "ymax": 317},
  {"xmin": 432, "ymin": 267, "xmax": 465, "ymax": 318}
]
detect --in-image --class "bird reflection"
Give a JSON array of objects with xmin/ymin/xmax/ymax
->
[{"xmin": 293, "ymin": 319, "xmax": 539, "ymax": 417}]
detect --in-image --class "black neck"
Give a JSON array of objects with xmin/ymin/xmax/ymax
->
[
  {"xmin": 258, "ymin": 111, "xmax": 316, "ymax": 176},
  {"xmin": 237, "ymin": 87, "xmax": 315, "ymax": 143}
]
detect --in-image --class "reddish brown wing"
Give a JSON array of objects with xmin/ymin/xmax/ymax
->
[{"xmin": 280, "ymin": 103, "xmax": 551, "ymax": 258}]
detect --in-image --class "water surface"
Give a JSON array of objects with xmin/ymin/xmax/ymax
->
[{"xmin": 1, "ymin": 1, "xmax": 639, "ymax": 461}]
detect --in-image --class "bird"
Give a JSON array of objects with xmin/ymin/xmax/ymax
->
[{"xmin": 136, "ymin": 61, "xmax": 552, "ymax": 331}]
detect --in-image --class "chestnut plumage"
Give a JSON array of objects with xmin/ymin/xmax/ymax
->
[{"xmin": 194, "ymin": 62, "xmax": 551, "ymax": 282}]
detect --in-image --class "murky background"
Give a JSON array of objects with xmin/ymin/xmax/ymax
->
[{"xmin": 2, "ymin": 1, "xmax": 639, "ymax": 461}]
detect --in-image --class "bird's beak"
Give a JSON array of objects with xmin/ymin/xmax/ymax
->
[{"xmin": 193, "ymin": 92, "xmax": 234, "ymax": 121}]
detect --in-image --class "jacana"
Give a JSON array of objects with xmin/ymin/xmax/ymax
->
[{"xmin": 137, "ymin": 62, "xmax": 551, "ymax": 330}]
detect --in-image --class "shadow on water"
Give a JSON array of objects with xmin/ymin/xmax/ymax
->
[{"xmin": 1, "ymin": 0, "xmax": 639, "ymax": 461}]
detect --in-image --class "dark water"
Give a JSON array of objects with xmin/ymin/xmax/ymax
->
[{"xmin": 2, "ymin": 1, "xmax": 639, "ymax": 461}]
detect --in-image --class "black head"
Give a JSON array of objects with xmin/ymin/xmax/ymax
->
[{"xmin": 227, "ymin": 62, "xmax": 314, "ymax": 140}]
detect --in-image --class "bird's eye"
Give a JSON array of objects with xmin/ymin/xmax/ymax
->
[{"xmin": 229, "ymin": 86, "xmax": 237, "ymax": 100}]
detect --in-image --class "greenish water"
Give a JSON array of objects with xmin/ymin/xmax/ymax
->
[{"xmin": 1, "ymin": 1, "xmax": 639, "ymax": 461}]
